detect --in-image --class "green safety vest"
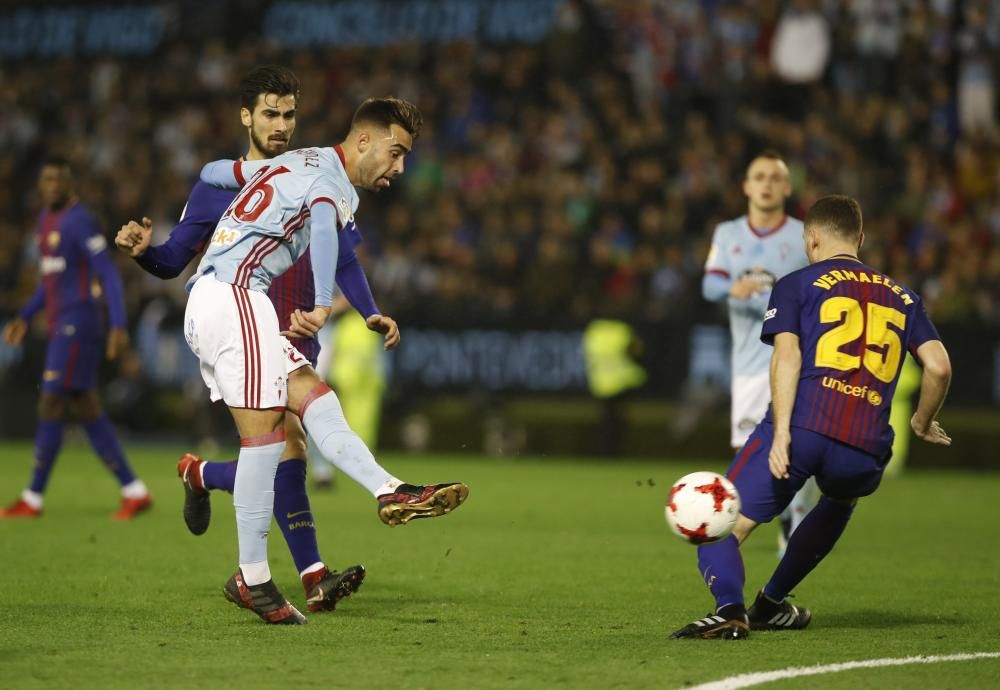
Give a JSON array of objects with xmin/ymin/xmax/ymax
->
[{"xmin": 582, "ymin": 319, "xmax": 647, "ymax": 398}]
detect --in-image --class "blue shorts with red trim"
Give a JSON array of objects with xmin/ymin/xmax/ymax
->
[
  {"xmin": 42, "ymin": 330, "xmax": 102, "ymax": 393},
  {"xmin": 726, "ymin": 421, "xmax": 888, "ymax": 523}
]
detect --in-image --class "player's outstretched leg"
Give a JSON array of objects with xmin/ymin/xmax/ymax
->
[
  {"xmin": 376, "ymin": 482, "xmax": 470, "ymax": 526},
  {"xmin": 223, "ymin": 569, "xmax": 307, "ymax": 625},
  {"xmin": 177, "ymin": 453, "xmax": 211, "ymax": 535},
  {"xmin": 299, "ymin": 382, "xmax": 469, "ymax": 526},
  {"xmin": 670, "ymin": 535, "xmax": 750, "ymax": 640}
]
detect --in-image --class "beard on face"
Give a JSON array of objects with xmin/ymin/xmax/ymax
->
[{"xmin": 250, "ymin": 126, "xmax": 289, "ymax": 157}]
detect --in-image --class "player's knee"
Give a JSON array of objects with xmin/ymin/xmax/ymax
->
[
  {"xmin": 732, "ymin": 514, "xmax": 758, "ymax": 544},
  {"xmin": 38, "ymin": 393, "xmax": 68, "ymax": 420},
  {"xmin": 282, "ymin": 414, "xmax": 309, "ymax": 460},
  {"xmin": 286, "ymin": 366, "xmax": 324, "ymax": 416},
  {"xmin": 70, "ymin": 391, "xmax": 102, "ymax": 422},
  {"xmin": 822, "ymin": 495, "xmax": 858, "ymax": 509}
]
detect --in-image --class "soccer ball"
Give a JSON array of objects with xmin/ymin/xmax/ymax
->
[{"xmin": 664, "ymin": 471, "xmax": 740, "ymax": 545}]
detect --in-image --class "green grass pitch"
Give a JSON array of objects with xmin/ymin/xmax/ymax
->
[{"xmin": 1, "ymin": 441, "xmax": 998, "ymax": 689}]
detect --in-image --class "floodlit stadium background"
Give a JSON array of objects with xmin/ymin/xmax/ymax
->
[{"xmin": 0, "ymin": 0, "xmax": 997, "ymax": 465}]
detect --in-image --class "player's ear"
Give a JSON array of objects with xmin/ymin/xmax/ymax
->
[
  {"xmin": 240, "ymin": 107, "xmax": 253, "ymax": 128},
  {"xmin": 356, "ymin": 131, "xmax": 370, "ymax": 154},
  {"xmin": 857, "ymin": 231, "xmax": 865, "ymax": 252}
]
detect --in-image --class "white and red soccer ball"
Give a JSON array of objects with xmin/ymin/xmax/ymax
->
[{"xmin": 664, "ymin": 471, "xmax": 741, "ymax": 545}]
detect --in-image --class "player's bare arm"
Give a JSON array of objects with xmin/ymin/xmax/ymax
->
[
  {"xmin": 115, "ymin": 217, "xmax": 153, "ymax": 258},
  {"xmin": 911, "ymin": 339, "xmax": 952, "ymax": 446},
  {"xmin": 366, "ymin": 314, "xmax": 400, "ymax": 350},
  {"xmin": 768, "ymin": 332, "xmax": 801, "ymax": 479}
]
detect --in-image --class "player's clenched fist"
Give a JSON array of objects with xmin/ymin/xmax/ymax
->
[
  {"xmin": 115, "ymin": 217, "xmax": 154, "ymax": 257},
  {"xmin": 366, "ymin": 314, "xmax": 399, "ymax": 350}
]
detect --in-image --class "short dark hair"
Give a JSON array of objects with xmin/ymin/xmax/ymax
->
[
  {"xmin": 805, "ymin": 195, "xmax": 864, "ymax": 241},
  {"xmin": 350, "ymin": 97, "xmax": 423, "ymax": 139},
  {"xmin": 747, "ymin": 149, "xmax": 785, "ymax": 172},
  {"xmin": 239, "ymin": 65, "xmax": 300, "ymax": 111}
]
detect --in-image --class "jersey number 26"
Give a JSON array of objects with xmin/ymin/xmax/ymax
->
[{"xmin": 224, "ymin": 166, "xmax": 290, "ymax": 224}]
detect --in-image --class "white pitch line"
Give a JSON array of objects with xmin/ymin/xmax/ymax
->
[{"xmin": 684, "ymin": 652, "xmax": 1000, "ymax": 690}]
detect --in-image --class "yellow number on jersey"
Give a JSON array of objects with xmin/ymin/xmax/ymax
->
[
  {"xmin": 864, "ymin": 302, "xmax": 906, "ymax": 382},
  {"xmin": 815, "ymin": 296, "xmax": 907, "ymax": 381},
  {"xmin": 815, "ymin": 296, "xmax": 863, "ymax": 371}
]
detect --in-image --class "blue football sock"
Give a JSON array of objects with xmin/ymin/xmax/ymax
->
[
  {"xmin": 697, "ymin": 535, "xmax": 746, "ymax": 611},
  {"xmin": 273, "ymin": 459, "xmax": 323, "ymax": 575},
  {"xmin": 764, "ymin": 496, "xmax": 855, "ymax": 601},
  {"xmin": 83, "ymin": 415, "xmax": 136, "ymax": 486},
  {"xmin": 28, "ymin": 420, "xmax": 65, "ymax": 494},
  {"xmin": 203, "ymin": 460, "xmax": 238, "ymax": 492}
]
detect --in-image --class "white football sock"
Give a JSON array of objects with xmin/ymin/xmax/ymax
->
[
  {"xmin": 121, "ymin": 479, "xmax": 148, "ymax": 499},
  {"xmin": 302, "ymin": 390, "xmax": 398, "ymax": 497},
  {"xmin": 788, "ymin": 477, "xmax": 820, "ymax": 534},
  {"xmin": 20, "ymin": 489, "xmax": 43, "ymax": 510},
  {"xmin": 299, "ymin": 561, "xmax": 325, "ymax": 579},
  {"xmin": 240, "ymin": 561, "xmax": 271, "ymax": 587},
  {"xmin": 234, "ymin": 437, "xmax": 284, "ymax": 586},
  {"xmin": 374, "ymin": 478, "xmax": 404, "ymax": 496}
]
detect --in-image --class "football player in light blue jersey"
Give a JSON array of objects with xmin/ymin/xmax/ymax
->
[
  {"xmin": 185, "ymin": 98, "xmax": 467, "ymax": 624},
  {"xmin": 702, "ymin": 151, "xmax": 815, "ymax": 552}
]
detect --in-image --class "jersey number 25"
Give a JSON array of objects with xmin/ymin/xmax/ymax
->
[{"xmin": 815, "ymin": 296, "xmax": 906, "ymax": 383}]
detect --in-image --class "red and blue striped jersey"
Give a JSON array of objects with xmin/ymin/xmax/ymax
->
[
  {"xmin": 761, "ymin": 256, "xmax": 940, "ymax": 458},
  {"xmin": 24, "ymin": 202, "xmax": 126, "ymax": 337}
]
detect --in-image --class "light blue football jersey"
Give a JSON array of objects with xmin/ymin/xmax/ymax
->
[
  {"xmin": 188, "ymin": 147, "xmax": 359, "ymax": 294},
  {"xmin": 704, "ymin": 215, "xmax": 808, "ymax": 375}
]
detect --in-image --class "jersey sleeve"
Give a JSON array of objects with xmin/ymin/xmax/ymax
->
[
  {"xmin": 702, "ymin": 224, "xmax": 732, "ymax": 303},
  {"xmin": 305, "ymin": 177, "xmax": 351, "ymax": 229},
  {"xmin": 907, "ymin": 297, "xmax": 941, "ymax": 353},
  {"xmin": 200, "ymin": 159, "xmax": 272, "ymax": 189},
  {"xmin": 136, "ymin": 182, "xmax": 221, "ymax": 279},
  {"xmin": 760, "ymin": 273, "xmax": 801, "ymax": 344},
  {"xmin": 18, "ymin": 286, "xmax": 45, "ymax": 321},
  {"xmin": 309, "ymin": 201, "xmax": 340, "ymax": 307},
  {"xmin": 73, "ymin": 210, "xmax": 127, "ymax": 328},
  {"xmin": 704, "ymin": 224, "xmax": 731, "ymax": 278}
]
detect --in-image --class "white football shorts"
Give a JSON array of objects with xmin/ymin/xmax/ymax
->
[
  {"xmin": 731, "ymin": 372, "xmax": 771, "ymax": 448},
  {"xmin": 184, "ymin": 274, "xmax": 309, "ymax": 409}
]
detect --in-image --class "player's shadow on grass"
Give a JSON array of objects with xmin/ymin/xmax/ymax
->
[{"xmin": 819, "ymin": 610, "xmax": 965, "ymax": 629}]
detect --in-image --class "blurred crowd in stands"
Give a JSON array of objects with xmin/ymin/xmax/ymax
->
[{"xmin": 2, "ymin": 0, "xmax": 999, "ymax": 333}]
